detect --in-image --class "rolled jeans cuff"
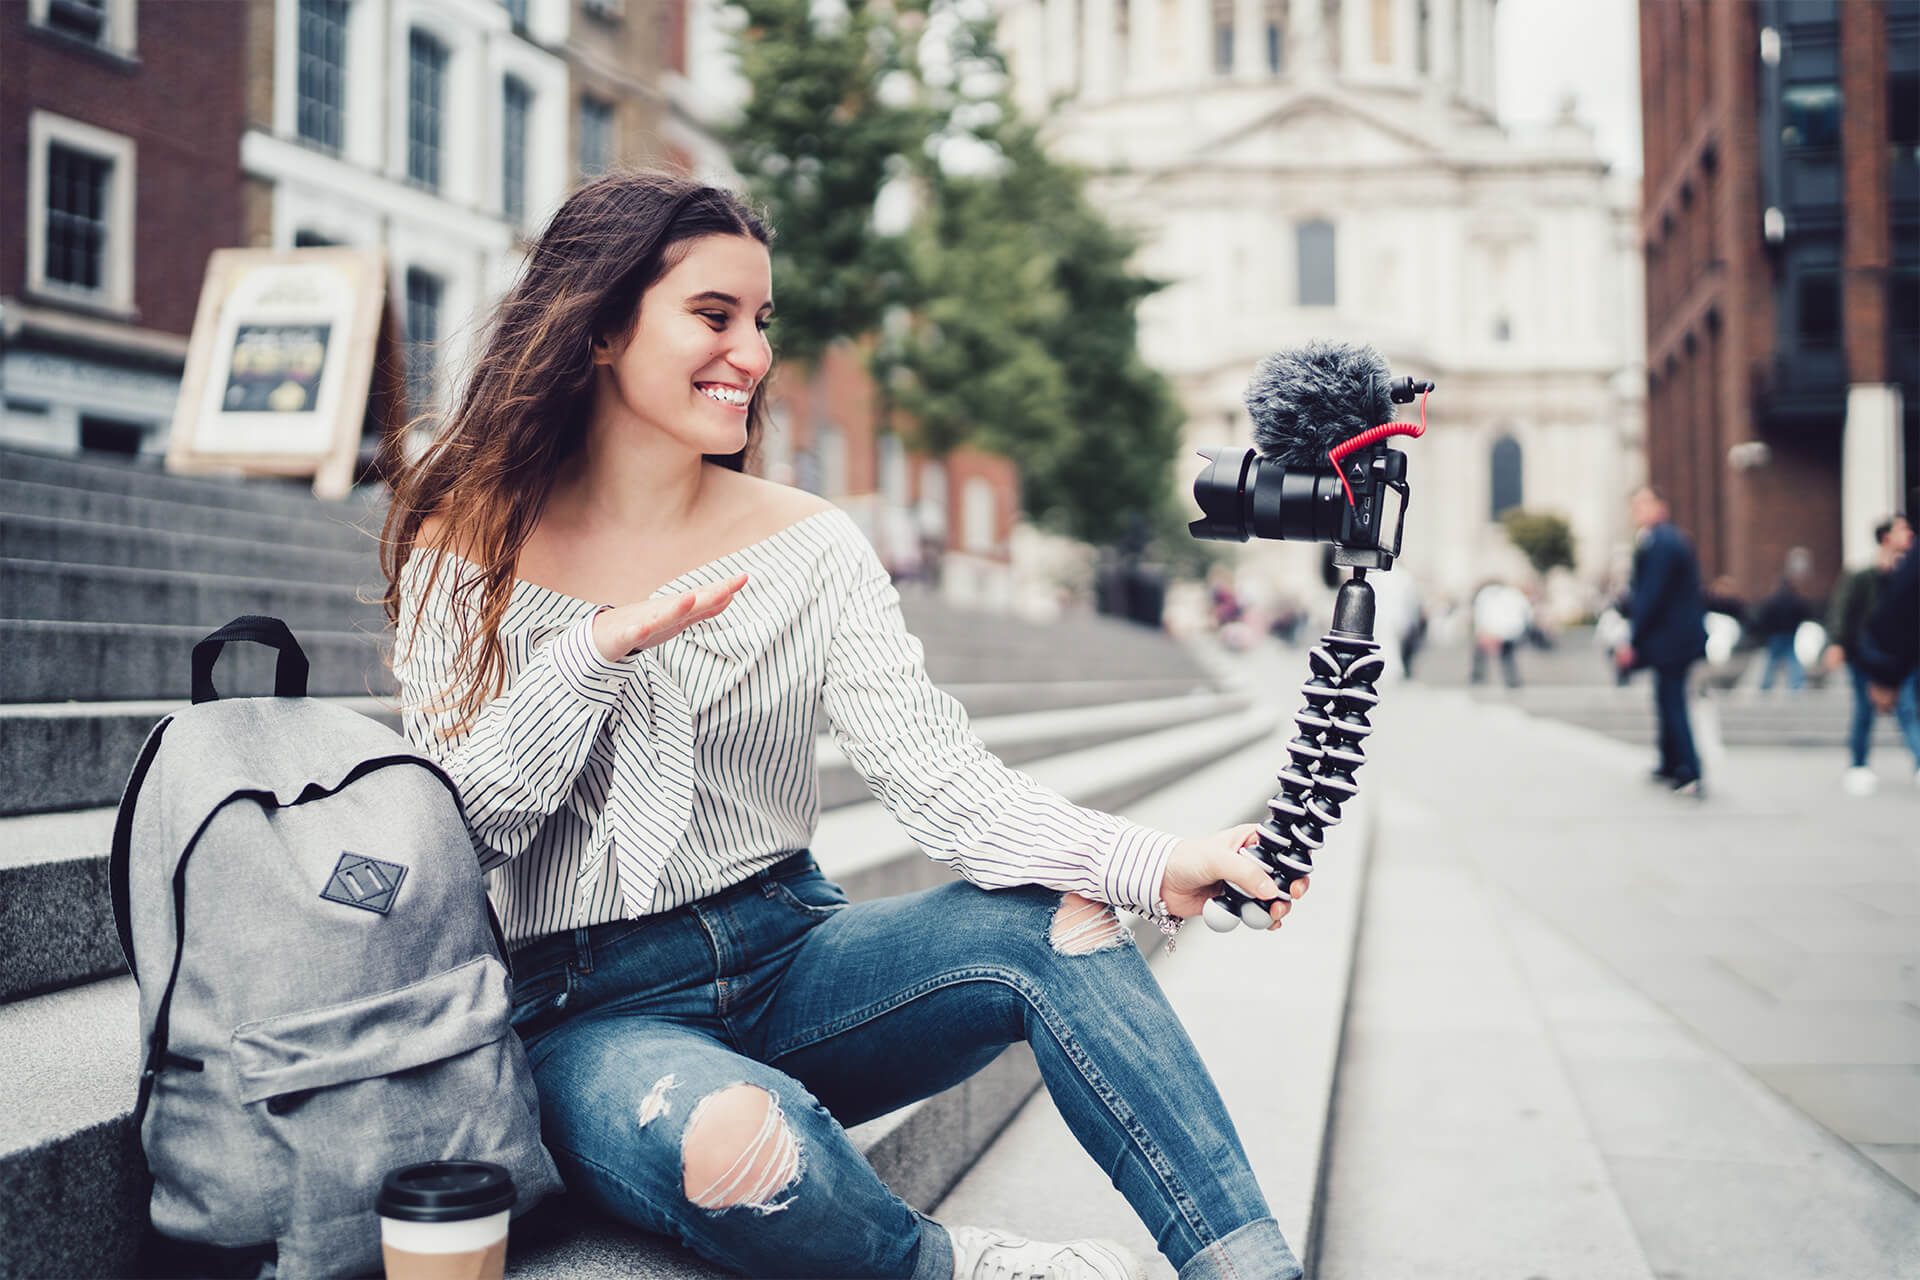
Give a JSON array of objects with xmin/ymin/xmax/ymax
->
[
  {"xmin": 913, "ymin": 1216, "xmax": 954, "ymax": 1280},
  {"xmin": 1177, "ymin": 1218, "xmax": 1302, "ymax": 1280}
]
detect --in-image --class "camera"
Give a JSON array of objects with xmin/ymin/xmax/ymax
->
[{"xmin": 1188, "ymin": 374, "xmax": 1429, "ymax": 571}]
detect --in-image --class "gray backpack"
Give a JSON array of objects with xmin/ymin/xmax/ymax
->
[{"xmin": 110, "ymin": 617, "xmax": 561, "ymax": 1279}]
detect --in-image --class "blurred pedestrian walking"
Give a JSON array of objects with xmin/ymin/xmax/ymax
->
[
  {"xmin": 1823, "ymin": 516, "xmax": 1920, "ymax": 796},
  {"xmin": 1615, "ymin": 487, "xmax": 1708, "ymax": 796},
  {"xmin": 1753, "ymin": 548, "xmax": 1815, "ymax": 694},
  {"xmin": 1469, "ymin": 580, "xmax": 1531, "ymax": 688}
]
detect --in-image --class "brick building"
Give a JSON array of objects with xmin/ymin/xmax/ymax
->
[
  {"xmin": 1639, "ymin": 0, "xmax": 1919, "ymax": 598},
  {"xmin": 0, "ymin": 0, "xmax": 249, "ymax": 455}
]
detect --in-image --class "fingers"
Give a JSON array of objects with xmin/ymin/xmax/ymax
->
[
  {"xmin": 613, "ymin": 572, "xmax": 751, "ymax": 656},
  {"xmin": 1217, "ymin": 845, "xmax": 1284, "ymax": 909}
]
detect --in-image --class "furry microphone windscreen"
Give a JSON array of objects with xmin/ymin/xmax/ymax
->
[{"xmin": 1244, "ymin": 342, "xmax": 1396, "ymax": 467}]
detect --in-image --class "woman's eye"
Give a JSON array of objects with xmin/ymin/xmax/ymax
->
[
  {"xmin": 698, "ymin": 311, "xmax": 728, "ymax": 328},
  {"xmin": 756, "ymin": 317, "xmax": 774, "ymax": 333}
]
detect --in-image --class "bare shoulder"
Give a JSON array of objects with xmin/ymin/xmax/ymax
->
[{"xmin": 711, "ymin": 468, "xmax": 837, "ymax": 536}]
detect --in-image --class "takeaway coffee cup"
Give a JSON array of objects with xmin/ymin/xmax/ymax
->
[{"xmin": 377, "ymin": 1161, "xmax": 516, "ymax": 1280}]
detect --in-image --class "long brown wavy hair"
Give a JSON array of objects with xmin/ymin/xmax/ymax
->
[{"xmin": 380, "ymin": 171, "xmax": 774, "ymax": 736}]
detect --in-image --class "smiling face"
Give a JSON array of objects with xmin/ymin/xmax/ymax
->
[{"xmin": 590, "ymin": 233, "xmax": 774, "ymax": 458}]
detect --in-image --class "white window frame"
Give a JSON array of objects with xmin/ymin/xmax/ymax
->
[
  {"xmin": 26, "ymin": 111, "xmax": 137, "ymax": 314},
  {"xmin": 27, "ymin": 0, "xmax": 139, "ymax": 57}
]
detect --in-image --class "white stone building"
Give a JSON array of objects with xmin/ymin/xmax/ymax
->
[
  {"xmin": 247, "ymin": 0, "xmax": 573, "ymax": 424},
  {"xmin": 997, "ymin": 0, "xmax": 1644, "ymax": 612}
]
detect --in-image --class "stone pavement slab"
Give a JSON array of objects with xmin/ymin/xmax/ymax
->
[
  {"xmin": 1313, "ymin": 798, "xmax": 1653, "ymax": 1280},
  {"xmin": 1369, "ymin": 685, "xmax": 1920, "ymax": 1224}
]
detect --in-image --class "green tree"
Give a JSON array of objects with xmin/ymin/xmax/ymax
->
[
  {"xmin": 727, "ymin": 0, "xmax": 927, "ymax": 366},
  {"xmin": 730, "ymin": 0, "xmax": 1186, "ymax": 548},
  {"xmin": 1502, "ymin": 508, "xmax": 1576, "ymax": 577}
]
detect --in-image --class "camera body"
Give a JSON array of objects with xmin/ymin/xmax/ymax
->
[{"xmin": 1188, "ymin": 374, "xmax": 1427, "ymax": 571}]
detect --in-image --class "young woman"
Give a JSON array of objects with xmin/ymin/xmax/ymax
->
[{"xmin": 383, "ymin": 170, "xmax": 1306, "ymax": 1280}]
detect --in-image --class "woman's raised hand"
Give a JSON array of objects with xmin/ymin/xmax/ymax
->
[
  {"xmin": 590, "ymin": 571, "xmax": 750, "ymax": 662},
  {"xmin": 1159, "ymin": 824, "xmax": 1309, "ymax": 930}
]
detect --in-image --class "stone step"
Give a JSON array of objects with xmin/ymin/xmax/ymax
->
[
  {"xmin": 934, "ymin": 717, "xmax": 1367, "ymax": 1277},
  {"xmin": 0, "ymin": 443, "xmax": 378, "ymax": 522},
  {"xmin": 0, "ymin": 620, "xmax": 394, "ymax": 704},
  {"xmin": 0, "ymin": 513, "xmax": 378, "ymax": 584},
  {"xmin": 0, "ymin": 691, "xmax": 1255, "ymax": 996},
  {"xmin": 1, "ymin": 558, "xmax": 385, "ymax": 631},
  {"xmin": 3, "ymin": 607, "xmax": 1224, "ymax": 809},
  {"xmin": 0, "ymin": 478, "xmax": 377, "ymax": 552},
  {"xmin": 0, "ymin": 700, "xmax": 1278, "ymax": 1279}
]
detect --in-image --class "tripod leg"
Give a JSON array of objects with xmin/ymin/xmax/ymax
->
[{"xmin": 1205, "ymin": 577, "xmax": 1384, "ymax": 932}]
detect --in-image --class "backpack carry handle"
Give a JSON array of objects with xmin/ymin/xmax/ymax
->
[{"xmin": 192, "ymin": 616, "xmax": 310, "ymax": 704}]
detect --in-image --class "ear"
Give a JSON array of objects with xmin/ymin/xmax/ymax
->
[{"xmin": 588, "ymin": 332, "xmax": 615, "ymax": 366}]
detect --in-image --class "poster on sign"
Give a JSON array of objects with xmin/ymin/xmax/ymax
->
[{"xmin": 166, "ymin": 248, "xmax": 394, "ymax": 499}]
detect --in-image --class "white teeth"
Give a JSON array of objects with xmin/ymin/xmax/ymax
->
[{"xmin": 699, "ymin": 384, "xmax": 749, "ymax": 406}]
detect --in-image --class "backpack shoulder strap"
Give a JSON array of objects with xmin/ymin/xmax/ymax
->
[{"xmin": 111, "ymin": 716, "xmax": 174, "ymax": 977}]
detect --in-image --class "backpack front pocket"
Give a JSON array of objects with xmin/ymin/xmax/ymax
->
[{"xmin": 231, "ymin": 954, "xmax": 552, "ymax": 1279}]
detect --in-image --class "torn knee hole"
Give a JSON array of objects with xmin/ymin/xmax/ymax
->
[
  {"xmin": 682, "ymin": 1084, "xmax": 801, "ymax": 1212},
  {"xmin": 1050, "ymin": 892, "xmax": 1128, "ymax": 955}
]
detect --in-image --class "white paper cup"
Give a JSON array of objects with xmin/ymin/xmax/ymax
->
[{"xmin": 377, "ymin": 1162, "xmax": 515, "ymax": 1280}]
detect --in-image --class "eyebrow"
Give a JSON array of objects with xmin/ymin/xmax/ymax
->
[{"xmin": 687, "ymin": 290, "xmax": 774, "ymax": 315}]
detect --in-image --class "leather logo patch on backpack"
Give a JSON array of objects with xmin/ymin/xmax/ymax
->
[{"xmin": 320, "ymin": 852, "xmax": 407, "ymax": 915}]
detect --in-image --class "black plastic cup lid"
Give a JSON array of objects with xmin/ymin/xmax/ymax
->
[{"xmin": 376, "ymin": 1161, "xmax": 516, "ymax": 1223}]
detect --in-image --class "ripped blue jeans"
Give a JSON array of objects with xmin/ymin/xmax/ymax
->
[{"xmin": 508, "ymin": 853, "xmax": 1299, "ymax": 1279}]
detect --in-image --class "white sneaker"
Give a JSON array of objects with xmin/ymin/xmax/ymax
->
[
  {"xmin": 949, "ymin": 1226, "xmax": 1147, "ymax": 1280},
  {"xmin": 1843, "ymin": 766, "xmax": 1877, "ymax": 797}
]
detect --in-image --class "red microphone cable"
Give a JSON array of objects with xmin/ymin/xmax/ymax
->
[{"xmin": 1328, "ymin": 386, "xmax": 1431, "ymax": 509}]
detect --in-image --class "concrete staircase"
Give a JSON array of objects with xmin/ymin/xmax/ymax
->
[{"xmin": 0, "ymin": 444, "xmax": 1297, "ymax": 1279}]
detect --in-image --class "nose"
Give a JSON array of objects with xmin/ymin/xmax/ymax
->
[{"xmin": 727, "ymin": 324, "xmax": 772, "ymax": 383}]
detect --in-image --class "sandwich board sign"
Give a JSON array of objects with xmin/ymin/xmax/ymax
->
[{"xmin": 165, "ymin": 248, "xmax": 397, "ymax": 500}]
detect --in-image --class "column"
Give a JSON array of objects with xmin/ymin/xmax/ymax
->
[
  {"xmin": 1184, "ymin": 0, "xmax": 1212, "ymax": 81},
  {"xmin": 1233, "ymin": 0, "xmax": 1264, "ymax": 78},
  {"xmin": 1083, "ymin": 0, "xmax": 1117, "ymax": 99},
  {"xmin": 1843, "ymin": 388, "xmax": 1905, "ymax": 568},
  {"xmin": 1128, "ymin": 0, "xmax": 1161, "ymax": 90},
  {"xmin": 1045, "ymin": 0, "xmax": 1079, "ymax": 99}
]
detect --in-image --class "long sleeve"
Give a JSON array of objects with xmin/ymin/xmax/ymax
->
[
  {"xmin": 819, "ymin": 539, "xmax": 1178, "ymax": 918},
  {"xmin": 1855, "ymin": 549, "xmax": 1918, "ymax": 687},
  {"xmin": 394, "ymin": 567, "xmax": 638, "ymax": 872},
  {"xmin": 1629, "ymin": 533, "xmax": 1675, "ymax": 648}
]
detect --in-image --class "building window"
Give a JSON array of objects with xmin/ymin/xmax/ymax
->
[
  {"xmin": 1489, "ymin": 434, "xmax": 1522, "ymax": 519},
  {"xmin": 45, "ymin": 144, "xmax": 112, "ymax": 293},
  {"xmin": 44, "ymin": 0, "xmax": 107, "ymax": 42},
  {"xmin": 962, "ymin": 477, "xmax": 997, "ymax": 554},
  {"xmin": 579, "ymin": 95, "xmax": 615, "ymax": 178},
  {"xmin": 27, "ymin": 112, "xmax": 134, "ymax": 308},
  {"xmin": 502, "ymin": 0, "xmax": 528, "ymax": 28},
  {"xmin": 297, "ymin": 0, "xmax": 349, "ymax": 153},
  {"xmin": 503, "ymin": 76, "xmax": 531, "ymax": 226},
  {"xmin": 1264, "ymin": 0, "xmax": 1286, "ymax": 71},
  {"xmin": 293, "ymin": 229, "xmax": 341, "ymax": 247},
  {"xmin": 1780, "ymin": 82, "xmax": 1841, "ymax": 150},
  {"xmin": 1891, "ymin": 269, "xmax": 1919, "ymax": 345},
  {"xmin": 407, "ymin": 30, "xmax": 448, "ymax": 190},
  {"xmin": 405, "ymin": 268, "xmax": 443, "ymax": 411},
  {"xmin": 80, "ymin": 415, "xmax": 144, "ymax": 455},
  {"xmin": 1797, "ymin": 272, "xmax": 1839, "ymax": 349},
  {"xmin": 1212, "ymin": 0, "xmax": 1233, "ymax": 72},
  {"xmin": 1493, "ymin": 313, "xmax": 1511, "ymax": 342},
  {"xmin": 1296, "ymin": 219, "xmax": 1335, "ymax": 306},
  {"xmin": 1892, "ymin": 72, "xmax": 1919, "ymax": 168}
]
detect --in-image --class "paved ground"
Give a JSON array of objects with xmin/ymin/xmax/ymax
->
[{"xmin": 941, "ymin": 638, "xmax": 1920, "ymax": 1278}]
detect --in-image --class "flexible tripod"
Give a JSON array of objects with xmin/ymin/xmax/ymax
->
[{"xmin": 1204, "ymin": 571, "xmax": 1388, "ymax": 932}]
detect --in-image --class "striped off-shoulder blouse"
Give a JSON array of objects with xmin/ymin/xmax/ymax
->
[{"xmin": 393, "ymin": 506, "xmax": 1181, "ymax": 948}]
